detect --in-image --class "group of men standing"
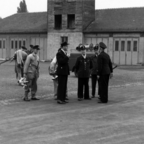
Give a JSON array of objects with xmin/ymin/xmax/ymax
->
[
  {"xmin": 12, "ymin": 41, "xmax": 113, "ymax": 104},
  {"xmin": 55, "ymin": 41, "xmax": 113, "ymax": 104}
]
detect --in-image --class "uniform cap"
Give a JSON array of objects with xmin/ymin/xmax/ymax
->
[
  {"xmin": 99, "ymin": 42, "xmax": 107, "ymax": 49},
  {"xmin": 93, "ymin": 45, "xmax": 99, "ymax": 50},
  {"xmin": 21, "ymin": 46, "xmax": 27, "ymax": 50},
  {"xmin": 61, "ymin": 42, "xmax": 69, "ymax": 47},
  {"xmin": 80, "ymin": 45, "xmax": 86, "ymax": 51},
  {"xmin": 30, "ymin": 45, "xmax": 34, "ymax": 48},
  {"xmin": 33, "ymin": 45, "xmax": 40, "ymax": 50}
]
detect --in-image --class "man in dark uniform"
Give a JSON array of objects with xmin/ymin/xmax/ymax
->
[
  {"xmin": 91, "ymin": 45, "xmax": 99, "ymax": 98},
  {"xmin": 75, "ymin": 45, "xmax": 92, "ymax": 101},
  {"xmin": 97, "ymin": 42, "xmax": 113, "ymax": 103},
  {"xmin": 56, "ymin": 42, "xmax": 70, "ymax": 104}
]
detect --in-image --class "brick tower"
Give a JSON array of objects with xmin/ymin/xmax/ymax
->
[{"xmin": 47, "ymin": 0, "xmax": 95, "ymax": 59}]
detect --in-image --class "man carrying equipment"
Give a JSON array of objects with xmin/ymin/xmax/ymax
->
[
  {"xmin": 23, "ymin": 45, "xmax": 40, "ymax": 101},
  {"xmin": 12, "ymin": 46, "xmax": 28, "ymax": 85}
]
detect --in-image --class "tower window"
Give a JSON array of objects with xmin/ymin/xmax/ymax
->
[
  {"xmin": 61, "ymin": 36, "xmax": 68, "ymax": 43},
  {"xmin": 67, "ymin": 14, "xmax": 75, "ymax": 29},
  {"xmin": 55, "ymin": 15, "xmax": 62, "ymax": 29}
]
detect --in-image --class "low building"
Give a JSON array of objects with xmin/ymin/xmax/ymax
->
[
  {"xmin": 84, "ymin": 7, "xmax": 144, "ymax": 65},
  {"xmin": 0, "ymin": 12, "xmax": 47, "ymax": 60},
  {"xmin": 0, "ymin": 0, "xmax": 144, "ymax": 65}
]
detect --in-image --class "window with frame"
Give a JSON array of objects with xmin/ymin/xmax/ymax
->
[
  {"xmin": 19, "ymin": 41, "xmax": 22, "ymax": 49},
  {"xmin": 61, "ymin": 36, "xmax": 68, "ymax": 43},
  {"xmin": 127, "ymin": 41, "xmax": 131, "ymax": 51},
  {"xmin": 11, "ymin": 40, "xmax": 14, "ymax": 49},
  {"xmin": 23, "ymin": 40, "xmax": 26, "ymax": 46},
  {"xmin": 15, "ymin": 41, "xmax": 18, "ymax": 49},
  {"xmin": 0, "ymin": 40, "xmax": 1, "ymax": 49},
  {"xmin": 67, "ymin": 14, "xmax": 75, "ymax": 29},
  {"xmin": 121, "ymin": 41, "xmax": 125, "ymax": 51},
  {"xmin": 133, "ymin": 41, "xmax": 137, "ymax": 51},
  {"xmin": 115, "ymin": 41, "xmax": 119, "ymax": 51},
  {"xmin": 3, "ymin": 40, "xmax": 5, "ymax": 49},
  {"xmin": 55, "ymin": 15, "xmax": 62, "ymax": 29}
]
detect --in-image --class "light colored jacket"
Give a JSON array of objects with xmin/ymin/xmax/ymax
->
[
  {"xmin": 15, "ymin": 49, "xmax": 27, "ymax": 64},
  {"xmin": 24, "ymin": 53, "xmax": 39, "ymax": 74}
]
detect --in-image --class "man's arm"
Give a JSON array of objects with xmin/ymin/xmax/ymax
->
[
  {"xmin": 74, "ymin": 57, "xmax": 80, "ymax": 73},
  {"xmin": 109, "ymin": 57, "xmax": 113, "ymax": 78},
  {"xmin": 24, "ymin": 55, "xmax": 31, "ymax": 76},
  {"xmin": 97, "ymin": 55, "xmax": 103, "ymax": 76},
  {"xmin": 56, "ymin": 52, "xmax": 69, "ymax": 66},
  {"xmin": 109, "ymin": 58, "xmax": 113, "ymax": 73}
]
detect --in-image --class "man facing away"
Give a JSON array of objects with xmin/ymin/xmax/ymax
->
[
  {"xmin": 56, "ymin": 42, "xmax": 70, "ymax": 104},
  {"xmin": 90, "ymin": 44, "xmax": 99, "ymax": 98},
  {"xmin": 26, "ymin": 45, "xmax": 34, "ymax": 55},
  {"xmin": 12, "ymin": 46, "xmax": 28, "ymax": 85},
  {"xmin": 97, "ymin": 42, "xmax": 113, "ymax": 103},
  {"xmin": 23, "ymin": 45, "xmax": 40, "ymax": 101}
]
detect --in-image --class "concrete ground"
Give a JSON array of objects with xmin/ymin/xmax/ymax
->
[{"xmin": 0, "ymin": 83, "xmax": 144, "ymax": 144}]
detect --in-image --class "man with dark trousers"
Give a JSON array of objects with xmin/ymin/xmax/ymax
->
[
  {"xmin": 97, "ymin": 42, "xmax": 113, "ymax": 103},
  {"xmin": 91, "ymin": 45, "xmax": 99, "ymax": 98},
  {"xmin": 75, "ymin": 45, "xmax": 92, "ymax": 101},
  {"xmin": 56, "ymin": 42, "xmax": 70, "ymax": 104}
]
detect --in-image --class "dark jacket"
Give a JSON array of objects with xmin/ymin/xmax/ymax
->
[
  {"xmin": 91, "ymin": 55, "xmax": 98, "ymax": 75},
  {"xmin": 75, "ymin": 55, "xmax": 92, "ymax": 78},
  {"xmin": 97, "ymin": 51, "xmax": 113, "ymax": 75},
  {"xmin": 56, "ymin": 49, "xmax": 70, "ymax": 75}
]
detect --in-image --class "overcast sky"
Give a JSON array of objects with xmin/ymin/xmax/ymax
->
[{"xmin": 1, "ymin": 0, "xmax": 144, "ymax": 18}]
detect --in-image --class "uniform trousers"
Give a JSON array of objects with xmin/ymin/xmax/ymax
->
[
  {"xmin": 53, "ymin": 78, "xmax": 58, "ymax": 97},
  {"xmin": 24, "ymin": 77, "xmax": 38, "ymax": 98},
  {"xmin": 99, "ymin": 74, "xmax": 110, "ymax": 103},
  {"xmin": 57, "ymin": 75, "xmax": 68, "ymax": 101},
  {"xmin": 91, "ymin": 75, "xmax": 98, "ymax": 97},
  {"xmin": 78, "ymin": 78, "xmax": 89, "ymax": 99}
]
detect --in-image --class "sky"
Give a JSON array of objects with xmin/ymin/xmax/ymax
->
[{"xmin": 1, "ymin": 0, "xmax": 144, "ymax": 18}]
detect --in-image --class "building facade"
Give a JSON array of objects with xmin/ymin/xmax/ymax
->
[
  {"xmin": 0, "ymin": 12, "xmax": 47, "ymax": 60},
  {"xmin": 47, "ymin": 0, "xmax": 95, "ymax": 59},
  {"xmin": 0, "ymin": 0, "xmax": 144, "ymax": 65}
]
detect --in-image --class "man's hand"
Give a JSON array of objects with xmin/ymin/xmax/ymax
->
[
  {"xmin": 110, "ymin": 73, "xmax": 113, "ymax": 79},
  {"xmin": 24, "ymin": 73, "xmax": 27, "ymax": 79},
  {"xmin": 67, "ymin": 53, "xmax": 70, "ymax": 57}
]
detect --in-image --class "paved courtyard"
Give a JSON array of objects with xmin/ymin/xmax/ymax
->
[{"xmin": 0, "ymin": 63, "xmax": 144, "ymax": 144}]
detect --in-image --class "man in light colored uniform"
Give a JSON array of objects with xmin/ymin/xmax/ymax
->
[
  {"xmin": 12, "ymin": 46, "xmax": 28, "ymax": 85},
  {"xmin": 23, "ymin": 45, "xmax": 40, "ymax": 101}
]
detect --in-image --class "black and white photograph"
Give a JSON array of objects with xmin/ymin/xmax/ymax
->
[{"xmin": 0, "ymin": 0, "xmax": 144, "ymax": 143}]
